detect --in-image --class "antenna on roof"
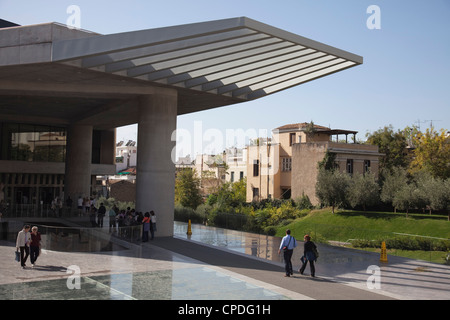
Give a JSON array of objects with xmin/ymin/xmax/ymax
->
[{"xmin": 423, "ymin": 120, "xmax": 441, "ymax": 129}]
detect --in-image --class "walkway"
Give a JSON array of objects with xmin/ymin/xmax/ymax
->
[
  {"xmin": 172, "ymin": 222, "xmax": 450, "ymax": 300},
  {"xmin": 0, "ymin": 221, "xmax": 449, "ymax": 300}
]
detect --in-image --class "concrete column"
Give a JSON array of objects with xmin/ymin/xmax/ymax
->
[
  {"xmin": 136, "ymin": 92, "xmax": 177, "ymax": 237},
  {"xmin": 65, "ymin": 124, "xmax": 93, "ymax": 202}
]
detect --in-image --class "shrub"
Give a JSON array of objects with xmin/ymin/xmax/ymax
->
[
  {"xmin": 208, "ymin": 211, "xmax": 248, "ymax": 230},
  {"xmin": 295, "ymin": 193, "xmax": 313, "ymax": 210},
  {"xmin": 174, "ymin": 204, "xmax": 203, "ymax": 224},
  {"xmin": 351, "ymin": 237, "xmax": 450, "ymax": 252},
  {"xmin": 264, "ymin": 226, "xmax": 277, "ymax": 236}
]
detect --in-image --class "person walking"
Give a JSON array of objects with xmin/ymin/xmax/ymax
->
[
  {"xmin": 77, "ymin": 196, "xmax": 83, "ymax": 216},
  {"xmin": 29, "ymin": 226, "xmax": 41, "ymax": 267},
  {"xmin": 150, "ymin": 210, "xmax": 156, "ymax": 240},
  {"xmin": 16, "ymin": 225, "xmax": 31, "ymax": 268},
  {"xmin": 89, "ymin": 206, "xmax": 98, "ymax": 227},
  {"xmin": 299, "ymin": 234, "xmax": 318, "ymax": 277},
  {"xmin": 142, "ymin": 212, "xmax": 150, "ymax": 242},
  {"xmin": 278, "ymin": 229, "xmax": 297, "ymax": 277},
  {"xmin": 108, "ymin": 206, "xmax": 117, "ymax": 231},
  {"xmin": 97, "ymin": 203, "xmax": 106, "ymax": 228}
]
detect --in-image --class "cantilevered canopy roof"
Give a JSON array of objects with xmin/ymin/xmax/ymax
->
[
  {"xmin": 0, "ymin": 17, "xmax": 362, "ymax": 129},
  {"xmin": 54, "ymin": 17, "xmax": 362, "ymax": 103}
]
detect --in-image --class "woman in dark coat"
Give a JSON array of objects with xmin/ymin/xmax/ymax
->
[{"xmin": 299, "ymin": 234, "xmax": 317, "ymax": 277}]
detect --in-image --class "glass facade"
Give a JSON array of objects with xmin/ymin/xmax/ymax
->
[{"xmin": 1, "ymin": 123, "xmax": 67, "ymax": 162}]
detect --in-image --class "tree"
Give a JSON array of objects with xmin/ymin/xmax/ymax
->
[
  {"xmin": 347, "ymin": 171, "xmax": 380, "ymax": 211},
  {"xmin": 175, "ymin": 168, "xmax": 202, "ymax": 209},
  {"xmin": 413, "ymin": 170, "xmax": 434, "ymax": 214},
  {"xmin": 392, "ymin": 183, "xmax": 416, "ymax": 217},
  {"xmin": 207, "ymin": 178, "xmax": 246, "ymax": 209},
  {"xmin": 410, "ymin": 127, "xmax": 450, "ymax": 179},
  {"xmin": 315, "ymin": 167, "xmax": 350, "ymax": 213},
  {"xmin": 366, "ymin": 125, "xmax": 409, "ymax": 172},
  {"xmin": 444, "ymin": 180, "xmax": 450, "ymax": 221},
  {"xmin": 380, "ymin": 166, "xmax": 408, "ymax": 211},
  {"xmin": 318, "ymin": 150, "xmax": 338, "ymax": 171},
  {"xmin": 422, "ymin": 175, "xmax": 450, "ymax": 221},
  {"xmin": 229, "ymin": 178, "xmax": 246, "ymax": 206}
]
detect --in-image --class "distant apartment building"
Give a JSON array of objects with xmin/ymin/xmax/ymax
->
[
  {"xmin": 175, "ymin": 155, "xmax": 194, "ymax": 170},
  {"xmin": 115, "ymin": 140, "xmax": 137, "ymax": 174},
  {"xmin": 192, "ymin": 153, "xmax": 226, "ymax": 195},
  {"xmin": 180, "ymin": 148, "xmax": 247, "ymax": 196},
  {"xmin": 225, "ymin": 147, "xmax": 247, "ymax": 183},
  {"xmin": 246, "ymin": 122, "xmax": 383, "ymax": 204},
  {"xmin": 96, "ymin": 140, "xmax": 137, "ymax": 201}
]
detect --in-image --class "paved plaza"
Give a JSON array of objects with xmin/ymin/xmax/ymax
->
[{"xmin": 0, "ymin": 221, "xmax": 449, "ymax": 300}]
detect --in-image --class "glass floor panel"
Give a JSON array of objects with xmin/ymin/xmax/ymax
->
[{"xmin": 0, "ymin": 267, "xmax": 290, "ymax": 300}]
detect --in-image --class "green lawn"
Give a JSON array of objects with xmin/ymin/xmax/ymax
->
[{"xmin": 276, "ymin": 208, "xmax": 450, "ymax": 264}]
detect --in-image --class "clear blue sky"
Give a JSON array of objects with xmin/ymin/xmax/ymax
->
[{"xmin": 2, "ymin": 0, "xmax": 449, "ymax": 157}]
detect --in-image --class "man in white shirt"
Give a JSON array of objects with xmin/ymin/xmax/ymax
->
[
  {"xmin": 77, "ymin": 196, "xmax": 83, "ymax": 216},
  {"xmin": 16, "ymin": 225, "xmax": 31, "ymax": 268},
  {"xmin": 278, "ymin": 229, "xmax": 297, "ymax": 277}
]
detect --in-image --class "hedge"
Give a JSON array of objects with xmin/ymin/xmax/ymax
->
[{"xmin": 351, "ymin": 237, "xmax": 450, "ymax": 252}]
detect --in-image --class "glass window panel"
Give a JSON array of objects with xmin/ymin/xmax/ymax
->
[
  {"xmin": 4, "ymin": 123, "xmax": 66, "ymax": 162},
  {"xmin": 33, "ymin": 125, "xmax": 51, "ymax": 162},
  {"xmin": 48, "ymin": 127, "xmax": 67, "ymax": 162}
]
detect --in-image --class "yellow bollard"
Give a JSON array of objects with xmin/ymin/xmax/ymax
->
[
  {"xmin": 380, "ymin": 241, "xmax": 388, "ymax": 263},
  {"xmin": 186, "ymin": 219, "xmax": 192, "ymax": 236}
]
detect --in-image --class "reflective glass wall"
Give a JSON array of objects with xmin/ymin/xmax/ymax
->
[{"xmin": 1, "ymin": 123, "xmax": 67, "ymax": 162}]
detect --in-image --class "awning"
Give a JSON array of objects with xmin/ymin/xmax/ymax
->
[{"xmin": 53, "ymin": 17, "xmax": 362, "ymax": 102}]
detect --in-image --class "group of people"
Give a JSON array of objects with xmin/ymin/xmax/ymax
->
[
  {"xmin": 14, "ymin": 206, "xmax": 158, "ymax": 269},
  {"xmin": 141, "ymin": 211, "xmax": 157, "ymax": 242},
  {"xmin": 15, "ymin": 221, "xmax": 310, "ymax": 276},
  {"xmin": 78, "ymin": 200, "xmax": 156, "ymax": 239},
  {"xmin": 15, "ymin": 225, "xmax": 41, "ymax": 269},
  {"xmin": 109, "ymin": 207, "xmax": 157, "ymax": 241},
  {"xmin": 278, "ymin": 229, "xmax": 318, "ymax": 278},
  {"xmin": 89, "ymin": 204, "xmax": 158, "ymax": 241},
  {"xmin": 76, "ymin": 196, "xmax": 97, "ymax": 215}
]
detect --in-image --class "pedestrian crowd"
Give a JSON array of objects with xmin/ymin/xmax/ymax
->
[
  {"xmin": 15, "ymin": 216, "xmax": 316, "ymax": 278},
  {"xmin": 107, "ymin": 206, "xmax": 157, "ymax": 241},
  {"xmin": 103, "ymin": 205, "xmax": 157, "ymax": 241},
  {"xmin": 15, "ymin": 205, "xmax": 158, "ymax": 269}
]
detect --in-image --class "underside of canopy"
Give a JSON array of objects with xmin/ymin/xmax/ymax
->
[{"xmin": 53, "ymin": 17, "xmax": 362, "ymax": 103}]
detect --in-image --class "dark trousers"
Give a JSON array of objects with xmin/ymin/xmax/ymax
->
[
  {"xmin": 283, "ymin": 249, "xmax": 293, "ymax": 276},
  {"xmin": 150, "ymin": 223, "xmax": 155, "ymax": 240},
  {"xmin": 97, "ymin": 215, "xmax": 104, "ymax": 228},
  {"xmin": 300, "ymin": 257, "xmax": 315, "ymax": 276},
  {"xmin": 109, "ymin": 217, "xmax": 116, "ymax": 229},
  {"xmin": 30, "ymin": 246, "xmax": 40, "ymax": 264},
  {"xmin": 19, "ymin": 246, "xmax": 29, "ymax": 267},
  {"xmin": 142, "ymin": 230, "xmax": 149, "ymax": 242}
]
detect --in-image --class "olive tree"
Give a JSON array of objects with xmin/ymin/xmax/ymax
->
[
  {"xmin": 347, "ymin": 171, "xmax": 380, "ymax": 211},
  {"xmin": 315, "ymin": 167, "xmax": 350, "ymax": 213}
]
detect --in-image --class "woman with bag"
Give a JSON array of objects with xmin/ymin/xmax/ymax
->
[
  {"xmin": 299, "ymin": 234, "xmax": 318, "ymax": 277},
  {"xmin": 16, "ymin": 225, "xmax": 31, "ymax": 268}
]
